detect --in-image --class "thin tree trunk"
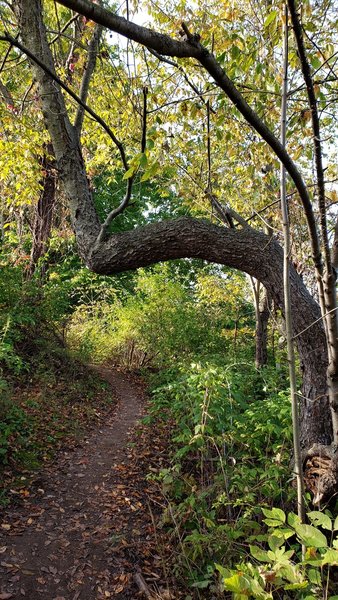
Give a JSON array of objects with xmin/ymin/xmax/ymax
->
[
  {"xmin": 29, "ymin": 142, "xmax": 56, "ymax": 276},
  {"xmin": 250, "ymin": 278, "xmax": 272, "ymax": 369},
  {"xmin": 255, "ymin": 286, "xmax": 271, "ymax": 369},
  {"xmin": 280, "ymin": 4, "xmax": 305, "ymax": 520}
]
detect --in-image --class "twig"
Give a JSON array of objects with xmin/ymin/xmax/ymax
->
[
  {"xmin": 141, "ymin": 86, "xmax": 147, "ymax": 153},
  {"xmin": 95, "ymin": 177, "xmax": 133, "ymax": 244},
  {"xmin": 49, "ymin": 13, "xmax": 79, "ymax": 45},
  {"xmin": 146, "ymin": 47, "xmax": 216, "ymax": 113},
  {"xmin": 134, "ymin": 572, "xmax": 155, "ymax": 599},
  {"xmin": 292, "ymin": 306, "xmax": 338, "ymax": 340},
  {"xmin": 206, "ymin": 99, "xmax": 211, "ymax": 192}
]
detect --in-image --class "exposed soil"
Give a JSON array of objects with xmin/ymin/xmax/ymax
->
[{"xmin": 0, "ymin": 367, "xmax": 170, "ymax": 600}]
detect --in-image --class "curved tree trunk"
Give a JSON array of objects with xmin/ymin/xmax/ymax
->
[{"xmin": 13, "ymin": 0, "xmax": 337, "ymax": 501}]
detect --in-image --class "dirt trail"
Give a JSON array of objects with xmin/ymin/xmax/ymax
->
[{"xmin": 0, "ymin": 368, "xmax": 148, "ymax": 600}]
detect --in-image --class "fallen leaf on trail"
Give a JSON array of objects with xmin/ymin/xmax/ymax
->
[
  {"xmin": 49, "ymin": 566, "xmax": 58, "ymax": 575},
  {"xmin": 0, "ymin": 592, "xmax": 14, "ymax": 599},
  {"xmin": 27, "ymin": 518, "xmax": 33, "ymax": 525},
  {"xmin": 0, "ymin": 547, "xmax": 7, "ymax": 553},
  {"xmin": 114, "ymin": 586, "xmax": 124, "ymax": 594},
  {"xmin": 1, "ymin": 524, "xmax": 11, "ymax": 530}
]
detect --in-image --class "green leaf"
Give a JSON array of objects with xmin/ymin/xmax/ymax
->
[
  {"xmin": 250, "ymin": 545, "xmax": 270, "ymax": 562},
  {"xmin": 321, "ymin": 548, "xmax": 338, "ymax": 566},
  {"xmin": 268, "ymin": 535, "xmax": 284, "ymax": 551},
  {"xmin": 262, "ymin": 507, "xmax": 285, "ymax": 526},
  {"xmin": 273, "ymin": 527, "xmax": 294, "ymax": 541},
  {"xmin": 334, "ymin": 515, "xmax": 338, "ymax": 531},
  {"xmin": 222, "ymin": 573, "xmax": 249, "ymax": 593},
  {"xmin": 191, "ymin": 580, "xmax": 210, "ymax": 589},
  {"xmin": 140, "ymin": 160, "xmax": 160, "ymax": 182},
  {"xmin": 288, "ymin": 512, "xmax": 301, "ymax": 528},
  {"xmin": 122, "ymin": 165, "xmax": 136, "ymax": 180},
  {"xmin": 310, "ymin": 55, "xmax": 322, "ymax": 70},
  {"xmin": 139, "ymin": 153, "xmax": 148, "ymax": 168},
  {"xmin": 264, "ymin": 10, "xmax": 278, "ymax": 27},
  {"xmin": 231, "ymin": 46, "xmax": 241, "ymax": 60},
  {"xmin": 284, "ymin": 582, "xmax": 309, "ymax": 590},
  {"xmin": 308, "ymin": 568, "xmax": 321, "ymax": 584},
  {"xmin": 307, "ymin": 511, "xmax": 332, "ymax": 531},
  {"xmin": 217, "ymin": 51, "xmax": 226, "ymax": 64},
  {"xmin": 294, "ymin": 523, "xmax": 328, "ymax": 548}
]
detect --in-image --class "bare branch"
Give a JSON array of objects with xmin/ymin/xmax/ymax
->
[
  {"xmin": 55, "ymin": 0, "xmax": 201, "ymax": 58},
  {"xmin": 49, "ymin": 13, "xmax": 79, "ymax": 45},
  {"xmin": 95, "ymin": 177, "xmax": 133, "ymax": 245},
  {"xmin": 74, "ymin": 22, "xmax": 103, "ymax": 132},
  {"xmin": 288, "ymin": 0, "xmax": 329, "ymax": 268},
  {"xmin": 141, "ymin": 86, "xmax": 147, "ymax": 154}
]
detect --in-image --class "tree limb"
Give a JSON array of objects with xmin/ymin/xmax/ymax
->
[
  {"xmin": 287, "ymin": 0, "xmax": 329, "ymax": 268},
  {"xmin": 74, "ymin": 21, "xmax": 103, "ymax": 133},
  {"xmin": 54, "ymin": 0, "xmax": 322, "ymax": 276},
  {"xmin": 55, "ymin": 0, "xmax": 202, "ymax": 58}
]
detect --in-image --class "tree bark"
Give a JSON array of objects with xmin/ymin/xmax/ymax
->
[
  {"xmin": 29, "ymin": 143, "xmax": 56, "ymax": 276},
  {"xmin": 254, "ymin": 283, "xmax": 271, "ymax": 369}
]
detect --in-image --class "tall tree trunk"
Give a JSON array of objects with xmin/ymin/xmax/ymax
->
[{"xmin": 29, "ymin": 143, "xmax": 56, "ymax": 276}]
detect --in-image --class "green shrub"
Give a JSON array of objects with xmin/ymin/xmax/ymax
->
[
  {"xmin": 146, "ymin": 359, "xmax": 294, "ymax": 592},
  {"xmin": 0, "ymin": 396, "xmax": 31, "ymax": 466},
  {"xmin": 217, "ymin": 508, "xmax": 338, "ymax": 599}
]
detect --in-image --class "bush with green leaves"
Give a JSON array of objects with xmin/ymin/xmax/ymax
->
[
  {"xmin": 217, "ymin": 507, "xmax": 338, "ymax": 599},
  {"xmin": 0, "ymin": 395, "xmax": 32, "ymax": 467},
  {"xmin": 146, "ymin": 359, "xmax": 295, "ymax": 592},
  {"xmin": 66, "ymin": 264, "xmax": 253, "ymax": 367}
]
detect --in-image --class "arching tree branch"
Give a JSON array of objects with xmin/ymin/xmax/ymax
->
[{"xmin": 54, "ymin": 0, "xmax": 322, "ymax": 275}]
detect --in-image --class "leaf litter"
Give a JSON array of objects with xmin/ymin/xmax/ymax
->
[{"xmin": 0, "ymin": 368, "xmax": 178, "ymax": 599}]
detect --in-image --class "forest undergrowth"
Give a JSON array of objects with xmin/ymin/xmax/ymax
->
[{"xmin": 1, "ymin": 246, "xmax": 337, "ymax": 599}]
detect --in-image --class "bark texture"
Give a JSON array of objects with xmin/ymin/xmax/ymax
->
[
  {"xmin": 29, "ymin": 143, "xmax": 56, "ymax": 276},
  {"xmin": 13, "ymin": 0, "xmax": 101, "ymax": 258},
  {"xmin": 255, "ymin": 286, "xmax": 271, "ymax": 369}
]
